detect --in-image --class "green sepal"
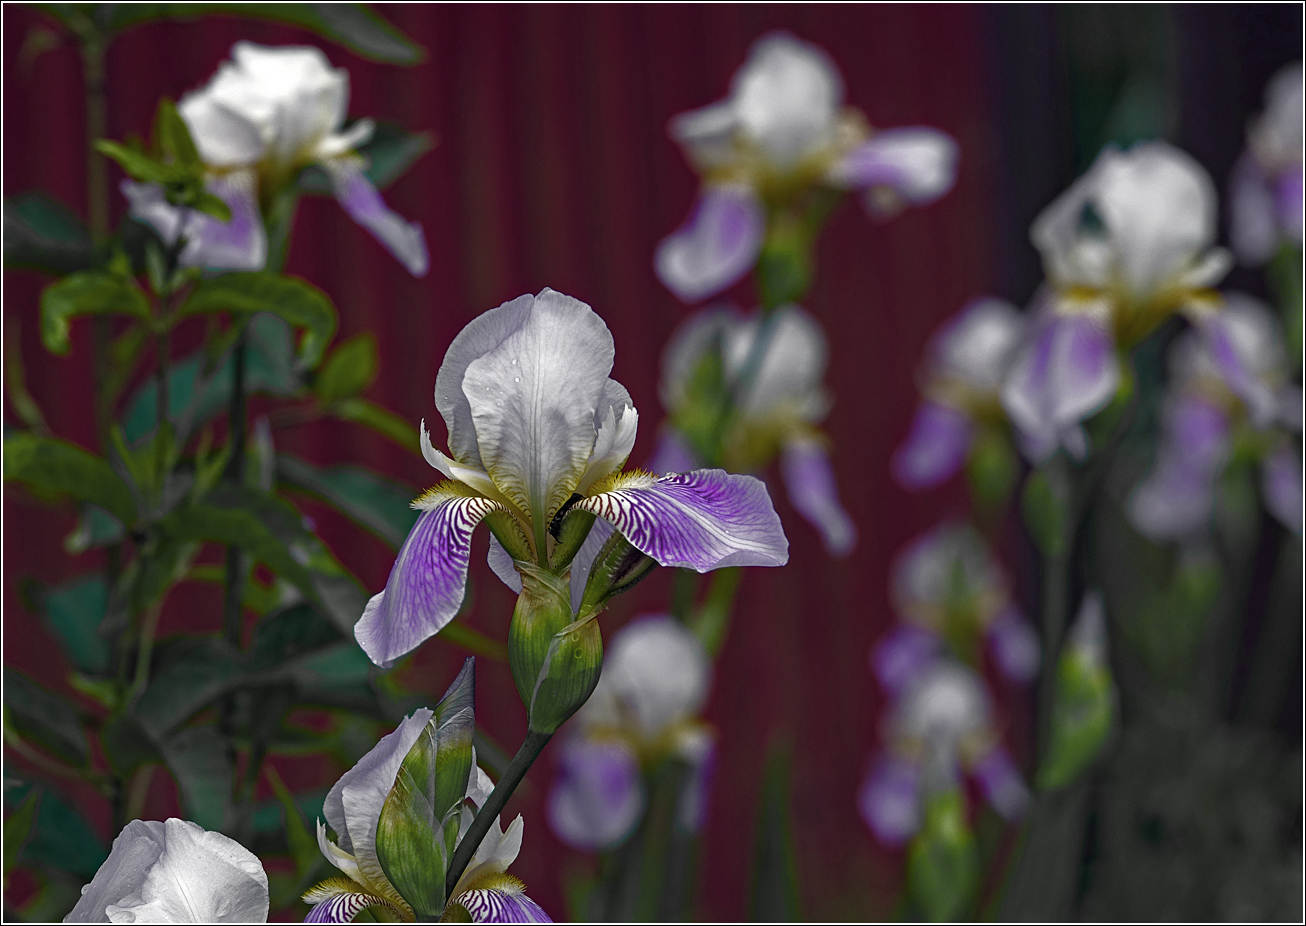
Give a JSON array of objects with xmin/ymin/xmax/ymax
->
[
  {"xmin": 578, "ymin": 532, "xmax": 656, "ymax": 618},
  {"xmin": 507, "ymin": 566, "xmax": 574, "ymax": 710},
  {"xmin": 313, "ymin": 332, "xmax": 379, "ymax": 405},
  {"xmin": 906, "ymin": 787, "xmax": 980, "ymax": 922},
  {"xmin": 527, "ymin": 616, "xmax": 603, "ymax": 735},
  {"xmin": 39, "ymin": 270, "xmax": 151, "ymax": 356},
  {"xmin": 376, "ymin": 658, "xmax": 476, "ymax": 917},
  {"xmin": 550, "ymin": 509, "xmax": 596, "ymax": 573},
  {"xmin": 485, "ymin": 511, "xmax": 533, "ymax": 565}
]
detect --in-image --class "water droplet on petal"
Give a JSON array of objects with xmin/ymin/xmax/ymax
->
[{"xmin": 514, "ymin": 376, "xmax": 521, "ymax": 383}]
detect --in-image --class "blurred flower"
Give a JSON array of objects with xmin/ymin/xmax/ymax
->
[
  {"xmin": 654, "ymin": 305, "xmax": 856, "ymax": 554},
  {"xmin": 876, "ymin": 522, "xmax": 1039, "ymax": 684},
  {"xmin": 123, "ymin": 42, "xmax": 427, "ymax": 275},
  {"xmin": 357, "ymin": 289, "xmax": 788, "ymax": 667},
  {"xmin": 548, "ymin": 615, "xmax": 715, "ymax": 851},
  {"xmin": 893, "ymin": 298, "xmax": 1026, "ymax": 489},
  {"xmin": 64, "ymin": 818, "xmax": 269, "ymax": 923},
  {"xmin": 859, "ymin": 659, "xmax": 1028, "ymax": 846},
  {"xmin": 656, "ymin": 32, "xmax": 957, "ymax": 302},
  {"xmin": 1129, "ymin": 293, "xmax": 1303, "ymax": 539},
  {"xmin": 1230, "ymin": 62, "xmax": 1303, "ymax": 265},
  {"xmin": 304, "ymin": 709, "xmax": 549, "ymax": 923}
]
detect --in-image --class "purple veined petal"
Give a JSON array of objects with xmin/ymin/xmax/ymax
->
[
  {"xmin": 986, "ymin": 606, "xmax": 1041, "ymax": 683},
  {"xmin": 780, "ymin": 438, "xmax": 857, "ymax": 556},
  {"xmin": 891, "ymin": 401, "xmax": 974, "ymax": 490},
  {"xmin": 655, "ymin": 186, "xmax": 765, "ymax": 303},
  {"xmin": 870, "ymin": 624, "xmax": 942, "ymax": 695},
  {"xmin": 354, "ymin": 488, "xmax": 504, "ymax": 668},
  {"xmin": 857, "ymin": 754, "xmax": 922, "ymax": 846},
  {"xmin": 1262, "ymin": 447, "xmax": 1303, "ymax": 535},
  {"xmin": 576, "ymin": 469, "xmax": 789, "ymax": 571},
  {"xmin": 648, "ymin": 426, "xmax": 703, "ymax": 475},
  {"xmin": 304, "ymin": 890, "xmax": 386, "ymax": 923},
  {"xmin": 831, "ymin": 126, "xmax": 959, "ymax": 213},
  {"xmin": 326, "ymin": 158, "xmax": 429, "ymax": 277},
  {"xmin": 969, "ymin": 746, "xmax": 1030, "ymax": 822},
  {"xmin": 547, "ymin": 738, "xmax": 645, "ymax": 851},
  {"xmin": 487, "ymin": 533, "xmax": 523, "ymax": 593},
  {"xmin": 457, "ymin": 881, "xmax": 553, "ymax": 923}
]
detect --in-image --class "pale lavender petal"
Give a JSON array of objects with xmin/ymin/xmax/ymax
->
[
  {"xmin": 1230, "ymin": 153, "xmax": 1280, "ymax": 265},
  {"xmin": 576, "ymin": 470, "xmax": 788, "ymax": 571},
  {"xmin": 655, "ymin": 187, "xmax": 765, "ymax": 303},
  {"xmin": 891, "ymin": 401, "xmax": 974, "ymax": 490},
  {"xmin": 547, "ymin": 738, "xmax": 644, "ymax": 851},
  {"xmin": 986, "ymin": 606, "xmax": 1040, "ymax": 683},
  {"xmin": 832, "ymin": 127, "xmax": 959, "ymax": 213},
  {"xmin": 354, "ymin": 491, "xmax": 503, "ymax": 668},
  {"xmin": 1128, "ymin": 396, "xmax": 1229, "ymax": 541},
  {"xmin": 1278, "ymin": 169, "xmax": 1304, "ymax": 244},
  {"xmin": 304, "ymin": 891, "xmax": 382, "ymax": 923},
  {"xmin": 1195, "ymin": 301, "xmax": 1282, "ymax": 428},
  {"xmin": 1170, "ymin": 394, "xmax": 1233, "ymax": 469},
  {"xmin": 328, "ymin": 160, "xmax": 428, "ymax": 277},
  {"xmin": 458, "ymin": 886, "xmax": 552, "ymax": 923},
  {"xmin": 675, "ymin": 732, "xmax": 717, "ymax": 835},
  {"xmin": 568, "ymin": 517, "xmax": 614, "ymax": 614},
  {"xmin": 1262, "ymin": 447, "xmax": 1303, "ymax": 534},
  {"xmin": 780, "ymin": 438, "xmax": 856, "ymax": 555},
  {"xmin": 648, "ymin": 426, "xmax": 702, "ymax": 475},
  {"xmin": 122, "ymin": 173, "xmax": 267, "ymax": 271},
  {"xmin": 487, "ymin": 533, "xmax": 523, "ymax": 593},
  {"xmin": 871, "ymin": 624, "xmax": 942, "ymax": 695},
  {"xmin": 857, "ymin": 754, "xmax": 922, "ymax": 846},
  {"xmin": 970, "ymin": 746, "xmax": 1030, "ymax": 821}
]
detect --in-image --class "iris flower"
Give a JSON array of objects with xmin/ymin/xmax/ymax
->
[
  {"xmin": 1230, "ymin": 62, "xmax": 1303, "ymax": 265},
  {"xmin": 547, "ymin": 615, "xmax": 715, "ymax": 850},
  {"xmin": 123, "ymin": 42, "xmax": 427, "ymax": 275},
  {"xmin": 656, "ymin": 32, "xmax": 958, "ymax": 303},
  {"xmin": 356, "ymin": 289, "xmax": 788, "ymax": 667},
  {"xmin": 304, "ymin": 709, "xmax": 549, "ymax": 923},
  {"xmin": 1003, "ymin": 142, "xmax": 1233, "ymax": 463},
  {"xmin": 64, "ymin": 818, "xmax": 269, "ymax": 923},
  {"xmin": 653, "ymin": 305, "xmax": 856, "ymax": 555}
]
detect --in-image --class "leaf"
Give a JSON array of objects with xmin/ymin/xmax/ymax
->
[
  {"xmin": 264, "ymin": 765, "xmax": 319, "ymax": 877},
  {"xmin": 64, "ymin": 504, "xmax": 127, "ymax": 554},
  {"xmin": 104, "ymin": 3, "xmax": 424, "ymax": 64},
  {"xmin": 153, "ymin": 99, "xmax": 202, "ymax": 171},
  {"xmin": 130, "ymin": 637, "xmax": 244, "ymax": 739},
  {"xmin": 3, "ymin": 670, "xmax": 87, "ymax": 766},
  {"xmin": 101, "ymin": 711, "xmax": 163, "ymax": 776},
  {"xmin": 4, "ymin": 787, "xmax": 41, "ymax": 876},
  {"xmin": 3, "ymin": 192, "xmax": 93, "ymax": 275},
  {"xmin": 160, "ymin": 726, "xmax": 232, "ymax": 831},
  {"xmin": 313, "ymin": 333, "xmax": 379, "ymax": 405},
  {"xmin": 299, "ymin": 123, "xmax": 434, "ymax": 193},
  {"xmin": 179, "ymin": 273, "xmax": 338, "ymax": 370},
  {"xmin": 37, "ymin": 575, "xmax": 111, "ymax": 676},
  {"xmin": 39, "ymin": 270, "xmax": 150, "ymax": 356},
  {"xmin": 249, "ymin": 603, "xmax": 345, "ymax": 672},
  {"xmin": 749, "ymin": 741, "xmax": 802, "ymax": 922},
  {"xmin": 93, "ymin": 139, "xmax": 176, "ymax": 186},
  {"xmin": 3, "ymin": 432, "xmax": 136, "ymax": 524},
  {"xmin": 3, "ymin": 782, "xmax": 107, "ymax": 880},
  {"xmin": 332, "ymin": 397, "xmax": 417, "ymax": 452},
  {"xmin": 277, "ymin": 453, "xmax": 418, "ymax": 549}
]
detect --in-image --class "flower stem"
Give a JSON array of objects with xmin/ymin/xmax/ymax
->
[{"xmin": 444, "ymin": 730, "xmax": 552, "ymax": 900}]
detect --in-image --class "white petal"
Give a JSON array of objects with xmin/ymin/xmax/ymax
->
[
  {"xmin": 669, "ymin": 100, "xmax": 741, "ymax": 171},
  {"xmin": 659, "ymin": 308, "xmax": 735, "ymax": 413},
  {"xmin": 487, "ymin": 532, "xmax": 523, "ymax": 593},
  {"xmin": 596, "ymin": 614, "xmax": 711, "ymax": 741},
  {"xmin": 928, "ymin": 297, "xmax": 1025, "ymax": 394},
  {"xmin": 176, "ymin": 95, "xmax": 265, "ymax": 168},
  {"xmin": 451, "ymin": 815, "xmax": 525, "ymax": 899},
  {"xmin": 723, "ymin": 307, "xmax": 829, "ymax": 420},
  {"xmin": 421, "ymin": 419, "xmax": 506, "ymax": 502},
  {"xmin": 893, "ymin": 660, "xmax": 992, "ymax": 748},
  {"xmin": 731, "ymin": 32, "xmax": 842, "ymax": 168}
]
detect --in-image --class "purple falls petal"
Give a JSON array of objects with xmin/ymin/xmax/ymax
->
[
  {"xmin": 304, "ymin": 891, "xmax": 384, "ymax": 923},
  {"xmin": 328, "ymin": 159, "xmax": 429, "ymax": 277},
  {"xmin": 871, "ymin": 624, "xmax": 942, "ymax": 695},
  {"xmin": 1262, "ymin": 447, "xmax": 1303, "ymax": 534},
  {"xmin": 780, "ymin": 438, "xmax": 857, "ymax": 556},
  {"xmin": 832, "ymin": 127, "xmax": 959, "ymax": 214},
  {"xmin": 547, "ymin": 738, "xmax": 645, "ymax": 851},
  {"xmin": 970, "ymin": 746, "xmax": 1030, "ymax": 822},
  {"xmin": 655, "ymin": 186, "xmax": 765, "ymax": 303},
  {"xmin": 576, "ymin": 470, "xmax": 789, "ymax": 571},
  {"xmin": 648, "ymin": 426, "xmax": 703, "ymax": 476},
  {"xmin": 458, "ymin": 883, "xmax": 553, "ymax": 923},
  {"xmin": 986, "ymin": 606, "xmax": 1041, "ymax": 683},
  {"xmin": 1229, "ymin": 153, "xmax": 1280, "ymax": 265},
  {"xmin": 1277, "ymin": 169, "xmax": 1304, "ymax": 244},
  {"xmin": 122, "ymin": 174, "xmax": 267, "ymax": 271},
  {"xmin": 1127, "ymin": 396, "xmax": 1229, "ymax": 541},
  {"xmin": 354, "ymin": 491, "xmax": 503, "ymax": 668},
  {"xmin": 891, "ymin": 401, "xmax": 974, "ymax": 490},
  {"xmin": 1195, "ymin": 303, "xmax": 1281, "ymax": 428},
  {"xmin": 857, "ymin": 754, "xmax": 922, "ymax": 846}
]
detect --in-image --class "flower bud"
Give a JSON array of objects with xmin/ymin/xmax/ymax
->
[
  {"xmin": 578, "ymin": 533, "xmax": 657, "ymax": 618},
  {"xmin": 508, "ymin": 566, "xmax": 574, "ymax": 708},
  {"xmin": 906, "ymin": 787, "xmax": 979, "ymax": 923}
]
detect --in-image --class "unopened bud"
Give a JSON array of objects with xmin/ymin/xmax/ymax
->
[{"xmin": 578, "ymin": 533, "xmax": 656, "ymax": 618}]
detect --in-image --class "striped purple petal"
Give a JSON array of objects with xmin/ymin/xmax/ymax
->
[
  {"xmin": 457, "ymin": 883, "xmax": 552, "ymax": 923},
  {"xmin": 547, "ymin": 738, "xmax": 644, "ymax": 850},
  {"xmin": 304, "ymin": 891, "xmax": 383, "ymax": 923},
  {"xmin": 354, "ymin": 488, "xmax": 503, "ymax": 667},
  {"xmin": 780, "ymin": 439, "xmax": 856, "ymax": 556},
  {"xmin": 328, "ymin": 159, "xmax": 429, "ymax": 277},
  {"xmin": 576, "ymin": 470, "xmax": 788, "ymax": 571},
  {"xmin": 655, "ymin": 186, "xmax": 765, "ymax": 303},
  {"xmin": 891, "ymin": 401, "xmax": 974, "ymax": 490},
  {"xmin": 858, "ymin": 754, "xmax": 922, "ymax": 846}
]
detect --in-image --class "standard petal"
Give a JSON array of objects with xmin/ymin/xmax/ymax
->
[
  {"xmin": 176, "ymin": 94, "xmax": 266, "ymax": 168},
  {"xmin": 857, "ymin": 755, "xmax": 922, "ymax": 846},
  {"xmin": 547, "ymin": 738, "xmax": 645, "ymax": 851},
  {"xmin": 462, "ymin": 289, "xmax": 615, "ymax": 528},
  {"xmin": 457, "ymin": 876, "xmax": 553, "ymax": 923},
  {"xmin": 986, "ymin": 606, "xmax": 1041, "ymax": 683},
  {"xmin": 870, "ymin": 624, "xmax": 942, "ymax": 695},
  {"xmin": 668, "ymin": 99, "xmax": 741, "ymax": 171},
  {"xmin": 780, "ymin": 438, "xmax": 856, "ymax": 555},
  {"xmin": 969, "ymin": 746, "xmax": 1030, "ymax": 821},
  {"xmin": 601, "ymin": 614, "xmax": 711, "ymax": 738},
  {"xmin": 928, "ymin": 297, "xmax": 1026, "ymax": 393},
  {"xmin": 355, "ymin": 487, "xmax": 504, "ymax": 668},
  {"xmin": 831, "ymin": 127, "xmax": 959, "ymax": 214},
  {"xmin": 576, "ymin": 470, "xmax": 789, "ymax": 571},
  {"xmin": 655, "ymin": 187, "xmax": 765, "ymax": 303},
  {"xmin": 579, "ymin": 382, "xmax": 639, "ymax": 493},
  {"xmin": 1262, "ymin": 447, "xmax": 1303, "ymax": 534},
  {"xmin": 890, "ymin": 401, "xmax": 973, "ymax": 490},
  {"xmin": 723, "ymin": 307, "xmax": 830, "ymax": 421},
  {"xmin": 327, "ymin": 159, "xmax": 428, "ymax": 277},
  {"xmin": 659, "ymin": 308, "xmax": 733, "ymax": 413},
  {"xmin": 66, "ymin": 818, "xmax": 268, "ymax": 924},
  {"xmin": 731, "ymin": 32, "xmax": 842, "ymax": 168}
]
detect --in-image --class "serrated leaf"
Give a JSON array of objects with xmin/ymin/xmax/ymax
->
[
  {"xmin": 38, "ymin": 575, "xmax": 111, "ymax": 676},
  {"xmin": 314, "ymin": 332, "xmax": 379, "ymax": 405},
  {"xmin": 3, "ymin": 782, "xmax": 107, "ymax": 880},
  {"xmin": 277, "ymin": 453, "xmax": 418, "ymax": 548},
  {"xmin": 38, "ymin": 270, "xmax": 150, "ymax": 356},
  {"xmin": 3, "ymin": 192, "xmax": 93, "ymax": 275},
  {"xmin": 3, "ymin": 670, "xmax": 87, "ymax": 766},
  {"xmin": 160, "ymin": 725, "xmax": 232, "ymax": 831},
  {"xmin": 178, "ymin": 272, "xmax": 338, "ymax": 370},
  {"xmin": 300, "ymin": 123, "xmax": 434, "ymax": 193}
]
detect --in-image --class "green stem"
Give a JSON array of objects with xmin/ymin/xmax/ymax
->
[
  {"xmin": 445, "ymin": 730, "xmax": 551, "ymax": 900},
  {"xmin": 690, "ymin": 567, "xmax": 743, "ymax": 658},
  {"xmin": 1035, "ymin": 551, "xmax": 1070, "ymax": 757}
]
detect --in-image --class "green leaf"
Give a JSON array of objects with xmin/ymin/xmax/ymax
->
[
  {"xmin": 300, "ymin": 123, "xmax": 434, "ymax": 193},
  {"xmin": 4, "ymin": 787, "xmax": 41, "ymax": 876},
  {"xmin": 93, "ymin": 139, "xmax": 177, "ymax": 185},
  {"xmin": 2, "ymin": 433, "xmax": 135, "ymax": 523},
  {"xmin": 749, "ymin": 741, "xmax": 802, "ymax": 922},
  {"xmin": 3, "ymin": 192, "xmax": 93, "ymax": 275},
  {"xmin": 3, "ymin": 782, "xmax": 107, "ymax": 880},
  {"xmin": 153, "ymin": 99, "xmax": 202, "ymax": 171},
  {"xmin": 249, "ymin": 603, "xmax": 344, "ymax": 672},
  {"xmin": 160, "ymin": 726, "xmax": 232, "ymax": 831},
  {"xmin": 64, "ymin": 504, "xmax": 127, "ymax": 554},
  {"xmin": 3, "ymin": 670, "xmax": 87, "ymax": 766},
  {"xmin": 1021, "ymin": 463, "xmax": 1073, "ymax": 559},
  {"xmin": 101, "ymin": 711, "xmax": 163, "ymax": 776},
  {"xmin": 332, "ymin": 397, "xmax": 417, "ymax": 451},
  {"xmin": 179, "ymin": 273, "xmax": 338, "ymax": 370},
  {"xmin": 130, "ymin": 637, "xmax": 244, "ymax": 739},
  {"xmin": 277, "ymin": 453, "xmax": 418, "ymax": 549},
  {"xmin": 376, "ymin": 658, "xmax": 476, "ymax": 917},
  {"xmin": 37, "ymin": 575, "xmax": 111, "ymax": 676},
  {"xmin": 39, "ymin": 270, "xmax": 150, "ymax": 356},
  {"xmin": 1038, "ymin": 593, "xmax": 1116, "ymax": 791},
  {"xmin": 907, "ymin": 788, "xmax": 980, "ymax": 922},
  {"xmin": 314, "ymin": 333, "xmax": 379, "ymax": 405},
  {"xmin": 265, "ymin": 766, "xmax": 319, "ymax": 877},
  {"xmin": 104, "ymin": 4, "xmax": 424, "ymax": 63}
]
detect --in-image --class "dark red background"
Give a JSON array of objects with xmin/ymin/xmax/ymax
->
[{"xmin": 4, "ymin": 5, "xmax": 1297, "ymax": 921}]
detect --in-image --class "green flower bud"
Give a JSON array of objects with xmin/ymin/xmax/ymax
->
[
  {"xmin": 907, "ymin": 787, "xmax": 979, "ymax": 922},
  {"xmin": 578, "ymin": 532, "xmax": 657, "ymax": 618},
  {"xmin": 1038, "ymin": 593, "xmax": 1116, "ymax": 791},
  {"xmin": 527, "ymin": 616, "xmax": 603, "ymax": 735},
  {"xmin": 507, "ymin": 565, "xmax": 574, "ymax": 709}
]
